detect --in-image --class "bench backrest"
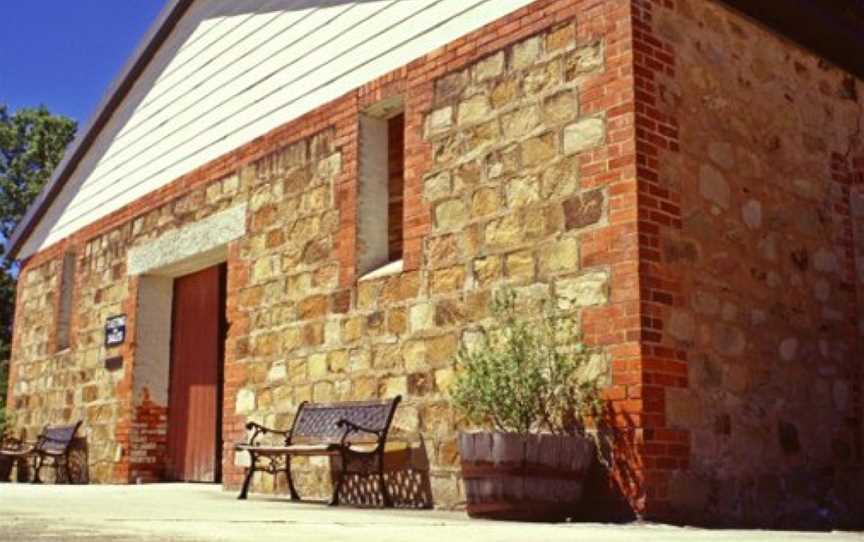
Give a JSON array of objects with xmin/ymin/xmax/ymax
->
[
  {"xmin": 36, "ymin": 421, "xmax": 82, "ymax": 454},
  {"xmin": 289, "ymin": 397, "xmax": 401, "ymax": 446}
]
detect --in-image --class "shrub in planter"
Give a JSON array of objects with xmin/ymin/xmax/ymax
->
[{"xmin": 451, "ymin": 288, "xmax": 603, "ymax": 521}]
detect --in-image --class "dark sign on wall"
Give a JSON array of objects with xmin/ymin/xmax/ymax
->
[{"xmin": 105, "ymin": 315, "xmax": 127, "ymax": 347}]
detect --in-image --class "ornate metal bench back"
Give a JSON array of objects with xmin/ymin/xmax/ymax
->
[
  {"xmin": 36, "ymin": 421, "xmax": 82, "ymax": 454},
  {"xmin": 290, "ymin": 398, "xmax": 400, "ymax": 446}
]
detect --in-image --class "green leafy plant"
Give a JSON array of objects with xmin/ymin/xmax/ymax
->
[
  {"xmin": 450, "ymin": 288, "xmax": 603, "ymax": 436},
  {"xmin": 0, "ymin": 406, "xmax": 15, "ymax": 439}
]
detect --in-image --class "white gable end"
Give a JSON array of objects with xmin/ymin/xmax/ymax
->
[{"xmin": 19, "ymin": 0, "xmax": 535, "ymax": 258}]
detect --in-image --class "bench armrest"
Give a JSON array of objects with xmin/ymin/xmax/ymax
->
[
  {"xmin": 245, "ymin": 421, "xmax": 291, "ymax": 446},
  {"xmin": 336, "ymin": 419, "xmax": 384, "ymax": 446}
]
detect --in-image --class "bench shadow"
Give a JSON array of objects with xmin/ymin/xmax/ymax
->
[{"xmin": 333, "ymin": 437, "xmax": 434, "ymax": 509}]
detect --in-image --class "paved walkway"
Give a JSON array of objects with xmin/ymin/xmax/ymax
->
[{"xmin": 0, "ymin": 483, "xmax": 860, "ymax": 542}]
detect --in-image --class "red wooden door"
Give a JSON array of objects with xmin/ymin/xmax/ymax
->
[{"xmin": 167, "ymin": 264, "xmax": 225, "ymax": 482}]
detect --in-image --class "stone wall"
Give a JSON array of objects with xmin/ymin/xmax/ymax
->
[
  {"xmin": 640, "ymin": 0, "xmax": 864, "ymax": 528},
  {"xmin": 225, "ymin": 6, "xmax": 637, "ymax": 506}
]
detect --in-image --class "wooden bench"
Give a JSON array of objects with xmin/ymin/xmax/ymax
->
[
  {"xmin": 0, "ymin": 421, "xmax": 82, "ymax": 483},
  {"xmin": 234, "ymin": 396, "xmax": 401, "ymax": 506}
]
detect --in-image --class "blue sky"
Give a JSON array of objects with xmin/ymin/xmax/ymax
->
[{"xmin": 0, "ymin": 1, "xmax": 166, "ymax": 124}]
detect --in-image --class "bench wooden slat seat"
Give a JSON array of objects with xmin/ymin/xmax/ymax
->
[
  {"xmin": 234, "ymin": 396, "xmax": 401, "ymax": 506},
  {"xmin": 0, "ymin": 421, "xmax": 82, "ymax": 483}
]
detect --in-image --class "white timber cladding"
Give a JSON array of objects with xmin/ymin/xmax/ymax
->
[{"xmin": 19, "ymin": 0, "xmax": 536, "ymax": 258}]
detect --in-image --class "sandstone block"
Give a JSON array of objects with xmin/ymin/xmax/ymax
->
[
  {"xmin": 524, "ymin": 60, "xmax": 563, "ymax": 94},
  {"xmin": 267, "ymin": 363, "xmax": 287, "ymax": 383},
  {"xmin": 512, "ymin": 36, "xmax": 542, "ymax": 70},
  {"xmin": 383, "ymin": 376, "xmax": 408, "ymax": 398},
  {"xmin": 542, "ymin": 156, "xmax": 580, "ymax": 198},
  {"xmin": 430, "ymin": 266, "xmax": 466, "ymax": 294},
  {"xmin": 539, "ymin": 237, "xmax": 579, "ymax": 275},
  {"xmin": 352, "ymin": 377, "xmax": 379, "ymax": 400},
  {"xmin": 699, "ymin": 164, "xmax": 730, "ymax": 209},
  {"xmin": 742, "ymin": 199, "xmax": 762, "ymax": 229},
  {"xmin": 491, "ymin": 78, "xmax": 520, "ymax": 109},
  {"xmin": 435, "ymin": 199, "xmax": 468, "ymax": 230},
  {"xmin": 424, "ymin": 171, "xmax": 452, "ymax": 202},
  {"xmin": 425, "ymin": 334, "xmax": 458, "ymax": 366},
  {"xmin": 505, "ymin": 250, "xmax": 535, "ymax": 281},
  {"xmin": 667, "ymin": 309, "xmax": 696, "ymax": 343},
  {"xmin": 484, "ymin": 214, "xmax": 523, "ymax": 248},
  {"xmin": 313, "ymin": 382, "xmax": 335, "ymax": 403},
  {"xmin": 544, "ymin": 89, "xmax": 578, "ymax": 125},
  {"xmin": 692, "ymin": 291, "xmax": 720, "ymax": 316},
  {"xmin": 410, "ymin": 303, "xmax": 435, "ymax": 333},
  {"xmin": 547, "ymin": 24, "xmax": 576, "ymax": 52},
  {"xmin": 425, "ymin": 107, "xmax": 453, "ymax": 137},
  {"xmin": 298, "ymin": 295, "xmax": 329, "ymax": 320},
  {"xmin": 403, "ymin": 341, "xmax": 427, "ymax": 372},
  {"xmin": 387, "ymin": 308, "xmax": 407, "ymax": 335},
  {"xmin": 521, "ymin": 133, "xmax": 558, "ymax": 167},
  {"xmin": 505, "ymin": 176, "xmax": 541, "ymax": 207},
  {"xmin": 666, "ymin": 388, "xmax": 702, "ymax": 429},
  {"xmin": 426, "ymin": 234, "xmax": 461, "ymax": 268},
  {"xmin": 342, "ymin": 317, "xmax": 364, "ymax": 343},
  {"xmin": 474, "ymin": 52, "xmax": 505, "ymax": 81},
  {"xmin": 565, "ymin": 41, "xmax": 604, "ymax": 79},
  {"xmin": 463, "ymin": 120, "xmax": 499, "ymax": 156},
  {"xmin": 563, "ymin": 189, "xmax": 605, "ymax": 230},
  {"xmin": 324, "ymin": 320, "xmax": 341, "ymax": 346},
  {"xmin": 501, "ymin": 106, "xmax": 541, "ymax": 139},
  {"xmin": 435, "ymin": 368, "xmax": 456, "ymax": 394},
  {"xmin": 471, "ymin": 188, "xmax": 501, "ymax": 217},
  {"xmin": 235, "ymin": 388, "xmax": 256, "ymax": 414},
  {"xmin": 556, "ymin": 271, "xmax": 609, "ymax": 309},
  {"xmin": 473, "ymin": 256, "xmax": 502, "ymax": 287},
  {"xmin": 457, "ymin": 94, "xmax": 491, "ymax": 125},
  {"xmin": 779, "ymin": 338, "xmax": 798, "ymax": 361},
  {"xmin": 813, "ymin": 248, "xmax": 838, "ymax": 273},
  {"xmin": 223, "ymin": 174, "xmax": 240, "ymax": 194},
  {"xmin": 708, "ymin": 141, "xmax": 736, "ymax": 169},
  {"xmin": 712, "ymin": 324, "xmax": 746, "ymax": 357},
  {"xmin": 564, "ymin": 117, "xmax": 605, "ymax": 155},
  {"xmin": 308, "ymin": 353, "xmax": 329, "ymax": 379},
  {"xmin": 435, "ymin": 71, "xmax": 468, "ymax": 104}
]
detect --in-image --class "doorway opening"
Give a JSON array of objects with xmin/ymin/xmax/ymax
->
[{"xmin": 166, "ymin": 263, "xmax": 227, "ymax": 483}]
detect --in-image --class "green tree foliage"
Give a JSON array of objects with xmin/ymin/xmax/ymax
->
[
  {"xmin": 0, "ymin": 104, "xmax": 76, "ymax": 430},
  {"xmin": 450, "ymin": 288, "xmax": 603, "ymax": 436}
]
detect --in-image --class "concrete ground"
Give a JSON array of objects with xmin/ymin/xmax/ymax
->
[{"xmin": 0, "ymin": 484, "xmax": 860, "ymax": 542}]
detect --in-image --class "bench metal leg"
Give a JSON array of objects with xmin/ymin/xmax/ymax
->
[
  {"xmin": 329, "ymin": 452, "xmax": 344, "ymax": 507},
  {"xmin": 61, "ymin": 455, "xmax": 72, "ymax": 484},
  {"xmin": 31, "ymin": 455, "xmax": 43, "ymax": 484},
  {"xmin": 329, "ymin": 471, "xmax": 342, "ymax": 507},
  {"xmin": 286, "ymin": 456, "xmax": 300, "ymax": 501},
  {"xmin": 379, "ymin": 456, "xmax": 392, "ymax": 508},
  {"xmin": 238, "ymin": 453, "xmax": 256, "ymax": 500}
]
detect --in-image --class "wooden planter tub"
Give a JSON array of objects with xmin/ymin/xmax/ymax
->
[{"xmin": 458, "ymin": 432, "xmax": 595, "ymax": 522}]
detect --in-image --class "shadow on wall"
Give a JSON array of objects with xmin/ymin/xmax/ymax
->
[
  {"xmin": 66, "ymin": 437, "xmax": 90, "ymax": 484},
  {"xmin": 573, "ymin": 406, "xmax": 641, "ymax": 524}
]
